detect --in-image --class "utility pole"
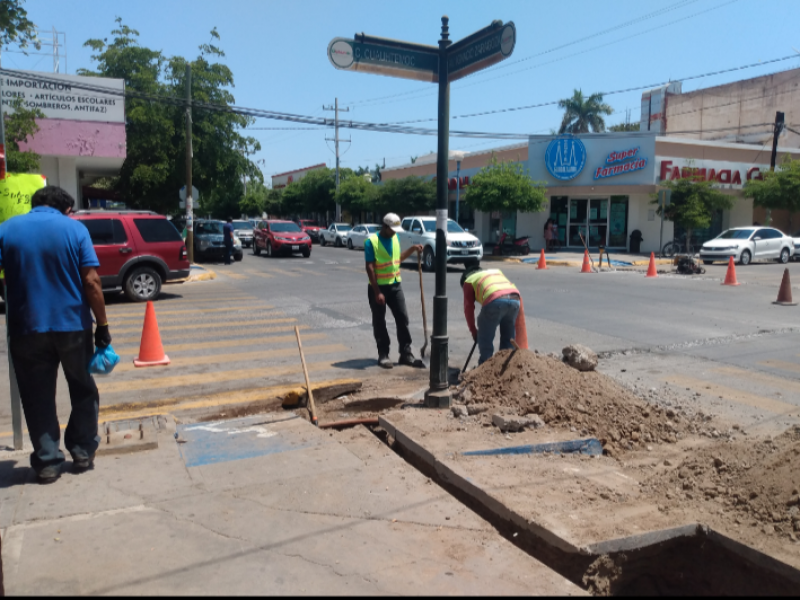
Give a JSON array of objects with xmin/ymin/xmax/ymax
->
[
  {"xmin": 185, "ymin": 64, "xmax": 194, "ymax": 262},
  {"xmin": 767, "ymin": 110, "xmax": 785, "ymax": 226},
  {"xmin": 0, "ymin": 50, "xmax": 24, "ymax": 450},
  {"xmin": 324, "ymin": 98, "xmax": 350, "ymax": 221}
]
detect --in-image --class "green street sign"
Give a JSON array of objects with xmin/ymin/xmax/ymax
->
[
  {"xmin": 328, "ymin": 37, "xmax": 439, "ymax": 83},
  {"xmin": 447, "ymin": 22, "xmax": 516, "ymax": 82}
]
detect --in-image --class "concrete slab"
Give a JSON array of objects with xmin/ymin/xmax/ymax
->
[{"xmin": 1, "ymin": 414, "xmax": 583, "ymax": 595}]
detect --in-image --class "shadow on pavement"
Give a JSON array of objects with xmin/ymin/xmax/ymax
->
[{"xmin": 332, "ymin": 358, "xmax": 377, "ymax": 370}]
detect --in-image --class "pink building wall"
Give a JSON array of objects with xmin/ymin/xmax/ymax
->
[{"xmin": 19, "ymin": 119, "xmax": 126, "ymax": 158}]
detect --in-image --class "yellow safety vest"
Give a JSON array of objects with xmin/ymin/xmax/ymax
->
[
  {"xmin": 367, "ymin": 233, "xmax": 402, "ymax": 285},
  {"xmin": 465, "ymin": 269, "xmax": 517, "ymax": 305}
]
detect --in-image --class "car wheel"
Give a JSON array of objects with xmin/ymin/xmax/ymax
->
[
  {"xmin": 347, "ymin": 239, "xmax": 353, "ymax": 250},
  {"xmin": 320, "ymin": 237, "xmax": 326, "ymax": 247},
  {"xmin": 335, "ymin": 237, "xmax": 341, "ymax": 247},
  {"xmin": 302, "ymin": 247, "xmax": 311, "ymax": 258},
  {"xmin": 266, "ymin": 242, "xmax": 273, "ymax": 257},
  {"xmin": 779, "ymin": 248, "xmax": 790, "ymax": 264},
  {"xmin": 234, "ymin": 252, "xmax": 243, "ymax": 262},
  {"xmin": 124, "ymin": 266, "xmax": 162, "ymax": 302},
  {"xmin": 253, "ymin": 243, "xmax": 261, "ymax": 256},
  {"xmin": 703, "ymin": 260, "xmax": 713, "ymax": 265},
  {"xmin": 739, "ymin": 249, "xmax": 751, "ymax": 266},
  {"xmin": 423, "ymin": 247, "xmax": 434, "ymax": 272}
]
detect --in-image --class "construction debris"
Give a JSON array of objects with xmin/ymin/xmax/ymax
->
[{"xmin": 562, "ymin": 344, "xmax": 598, "ymax": 372}]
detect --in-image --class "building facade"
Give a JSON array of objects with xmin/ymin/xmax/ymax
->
[{"xmin": 271, "ymin": 163, "xmax": 326, "ymax": 189}]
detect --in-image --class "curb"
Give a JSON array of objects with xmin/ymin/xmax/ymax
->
[
  {"xmin": 483, "ymin": 256, "xmax": 673, "ymax": 268},
  {"xmin": 186, "ymin": 264, "xmax": 216, "ymax": 283}
]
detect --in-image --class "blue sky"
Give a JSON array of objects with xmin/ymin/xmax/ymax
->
[{"xmin": 12, "ymin": 0, "xmax": 800, "ymax": 181}]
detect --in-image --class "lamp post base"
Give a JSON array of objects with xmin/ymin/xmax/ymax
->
[{"xmin": 424, "ymin": 388, "xmax": 451, "ymax": 409}]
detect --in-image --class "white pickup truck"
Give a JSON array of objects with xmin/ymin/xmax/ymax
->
[
  {"xmin": 319, "ymin": 222, "xmax": 352, "ymax": 247},
  {"xmin": 398, "ymin": 216, "xmax": 483, "ymax": 271}
]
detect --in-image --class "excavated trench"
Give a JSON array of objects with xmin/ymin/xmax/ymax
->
[{"xmin": 362, "ymin": 422, "xmax": 800, "ymax": 596}]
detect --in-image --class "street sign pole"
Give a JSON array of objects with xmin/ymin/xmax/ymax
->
[
  {"xmin": 426, "ymin": 16, "xmax": 452, "ymax": 408},
  {"xmin": 185, "ymin": 64, "xmax": 194, "ymax": 263}
]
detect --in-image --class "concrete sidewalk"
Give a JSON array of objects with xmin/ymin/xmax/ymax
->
[
  {"xmin": 0, "ymin": 414, "xmax": 582, "ymax": 595},
  {"xmin": 484, "ymin": 250, "xmax": 673, "ymax": 268}
]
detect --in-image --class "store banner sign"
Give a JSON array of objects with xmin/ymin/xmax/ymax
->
[
  {"xmin": 658, "ymin": 158, "xmax": 766, "ymax": 189},
  {"xmin": 544, "ymin": 137, "xmax": 586, "ymax": 180},
  {"xmin": 593, "ymin": 146, "xmax": 648, "ymax": 180}
]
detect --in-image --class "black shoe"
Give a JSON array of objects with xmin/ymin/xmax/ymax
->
[
  {"xmin": 72, "ymin": 453, "xmax": 95, "ymax": 471},
  {"xmin": 36, "ymin": 464, "xmax": 61, "ymax": 484},
  {"xmin": 378, "ymin": 355, "xmax": 393, "ymax": 369},
  {"xmin": 399, "ymin": 353, "xmax": 424, "ymax": 368}
]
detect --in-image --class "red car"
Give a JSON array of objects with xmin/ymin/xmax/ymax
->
[
  {"xmin": 253, "ymin": 219, "xmax": 312, "ymax": 258},
  {"xmin": 71, "ymin": 210, "xmax": 190, "ymax": 302},
  {"xmin": 297, "ymin": 219, "xmax": 322, "ymax": 243}
]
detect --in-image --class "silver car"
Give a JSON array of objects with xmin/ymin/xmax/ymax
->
[
  {"xmin": 699, "ymin": 227, "xmax": 795, "ymax": 265},
  {"xmin": 232, "ymin": 220, "xmax": 254, "ymax": 247}
]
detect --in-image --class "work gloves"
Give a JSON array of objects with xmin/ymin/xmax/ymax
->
[{"xmin": 95, "ymin": 324, "xmax": 112, "ymax": 349}]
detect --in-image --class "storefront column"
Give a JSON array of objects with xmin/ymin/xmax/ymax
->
[{"xmin": 57, "ymin": 157, "xmax": 80, "ymax": 208}]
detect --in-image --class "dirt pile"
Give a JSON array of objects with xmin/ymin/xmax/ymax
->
[
  {"xmin": 643, "ymin": 425, "xmax": 800, "ymax": 539},
  {"xmin": 453, "ymin": 348, "xmax": 699, "ymax": 454}
]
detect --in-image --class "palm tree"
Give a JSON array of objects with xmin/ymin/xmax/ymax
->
[{"xmin": 557, "ymin": 89, "xmax": 613, "ymax": 134}]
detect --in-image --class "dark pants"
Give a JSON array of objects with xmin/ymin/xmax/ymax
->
[
  {"xmin": 368, "ymin": 283, "xmax": 412, "ymax": 358},
  {"xmin": 9, "ymin": 330, "xmax": 100, "ymax": 472},
  {"xmin": 224, "ymin": 244, "xmax": 234, "ymax": 265}
]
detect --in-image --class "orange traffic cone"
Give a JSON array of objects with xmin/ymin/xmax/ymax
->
[
  {"xmin": 722, "ymin": 257, "xmax": 740, "ymax": 286},
  {"xmin": 580, "ymin": 250, "xmax": 593, "ymax": 273},
  {"xmin": 645, "ymin": 252, "xmax": 658, "ymax": 278},
  {"xmin": 773, "ymin": 268, "xmax": 797, "ymax": 305},
  {"xmin": 536, "ymin": 249, "xmax": 548, "ymax": 270},
  {"xmin": 133, "ymin": 301, "xmax": 171, "ymax": 367}
]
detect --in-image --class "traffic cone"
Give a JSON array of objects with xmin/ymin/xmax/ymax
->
[
  {"xmin": 722, "ymin": 257, "xmax": 740, "ymax": 286},
  {"xmin": 773, "ymin": 268, "xmax": 797, "ymax": 306},
  {"xmin": 536, "ymin": 249, "xmax": 548, "ymax": 270},
  {"xmin": 579, "ymin": 250, "xmax": 593, "ymax": 273},
  {"xmin": 645, "ymin": 252, "xmax": 658, "ymax": 278},
  {"xmin": 133, "ymin": 301, "xmax": 171, "ymax": 367}
]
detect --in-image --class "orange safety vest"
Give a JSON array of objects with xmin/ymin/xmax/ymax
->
[
  {"xmin": 367, "ymin": 233, "xmax": 401, "ymax": 285},
  {"xmin": 465, "ymin": 269, "xmax": 517, "ymax": 305}
]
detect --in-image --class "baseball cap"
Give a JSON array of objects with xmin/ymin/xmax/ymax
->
[{"xmin": 383, "ymin": 212, "xmax": 403, "ymax": 233}]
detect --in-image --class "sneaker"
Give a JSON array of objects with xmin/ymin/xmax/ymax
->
[
  {"xmin": 72, "ymin": 453, "xmax": 95, "ymax": 471},
  {"xmin": 36, "ymin": 464, "xmax": 61, "ymax": 484},
  {"xmin": 378, "ymin": 355, "xmax": 393, "ymax": 369},
  {"xmin": 399, "ymin": 353, "xmax": 424, "ymax": 368}
]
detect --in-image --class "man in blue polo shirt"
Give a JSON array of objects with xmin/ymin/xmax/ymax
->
[{"xmin": 0, "ymin": 186, "xmax": 112, "ymax": 483}]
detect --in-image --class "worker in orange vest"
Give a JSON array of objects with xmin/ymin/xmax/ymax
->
[{"xmin": 461, "ymin": 259, "xmax": 528, "ymax": 364}]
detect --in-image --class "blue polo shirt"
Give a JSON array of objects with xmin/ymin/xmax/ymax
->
[{"xmin": 0, "ymin": 206, "xmax": 99, "ymax": 336}]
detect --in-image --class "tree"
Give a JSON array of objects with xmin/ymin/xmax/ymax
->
[
  {"xmin": 465, "ymin": 158, "xmax": 546, "ymax": 214},
  {"xmin": 377, "ymin": 176, "xmax": 435, "ymax": 214},
  {"xmin": 4, "ymin": 96, "xmax": 44, "ymax": 172},
  {"xmin": 654, "ymin": 172, "xmax": 735, "ymax": 253},
  {"xmin": 0, "ymin": 0, "xmax": 38, "ymax": 49},
  {"xmin": 557, "ymin": 89, "xmax": 613, "ymax": 134},
  {"xmin": 743, "ymin": 156, "xmax": 800, "ymax": 232},
  {"xmin": 239, "ymin": 179, "xmax": 268, "ymax": 217},
  {"xmin": 608, "ymin": 121, "xmax": 640, "ymax": 132},
  {"xmin": 296, "ymin": 167, "xmax": 337, "ymax": 214},
  {"xmin": 336, "ymin": 174, "xmax": 376, "ymax": 215}
]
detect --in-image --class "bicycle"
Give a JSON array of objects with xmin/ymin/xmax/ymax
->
[{"xmin": 661, "ymin": 234, "xmax": 696, "ymax": 257}]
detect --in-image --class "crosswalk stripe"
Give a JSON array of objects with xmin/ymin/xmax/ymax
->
[
  {"xmin": 264, "ymin": 266, "xmax": 301, "ymax": 278},
  {"xmin": 115, "ymin": 331, "xmax": 326, "ymax": 355},
  {"xmin": 244, "ymin": 270, "xmax": 274, "ymax": 278},
  {"xmin": 152, "ymin": 297, "xmax": 258, "ymax": 304},
  {"xmin": 114, "ymin": 317, "xmax": 295, "ymax": 335},
  {"xmin": 756, "ymin": 359, "xmax": 800, "ymax": 376},
  {"xmin": 214, "ymin": 272, "xmax": 248, "ymax": 280},
  {"xmin": 113, "ymin": 310, "xmax": 284, "ymax": 326},
  {"xmin": 291, "ymin": 266, "xmax": 325, "ymax": 276},
  {"xmin": 112, "ymin": 324, "xmax": 310, "ymax": 346},
  {"xmin": 715, "ymin": 365, "xmax": 800, "ymax": 394},
  {"xmin": 107, "ymin": 305, "xmax": 275, "ymax": 318},
  {"xmin": 96, "ymin": 360, "xmax": 333, "ymax": 394},
  {"xmin": 113, "ymin": 343, "xmax": 347, "ymax": 372},
  {"xmin": 663, "ymin": 374, "xmax": 797, "ymax": 414}
]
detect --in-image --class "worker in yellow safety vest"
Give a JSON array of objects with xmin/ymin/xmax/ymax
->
[
  {"xmin": 461, "ymin": 258, "xmax": 528, "ymax": 365},
  {"xmin": 365, "ymin": 213, "xmax": 424, "ymax": 369}
]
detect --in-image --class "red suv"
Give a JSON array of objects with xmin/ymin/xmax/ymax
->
[
  {"xmin": 71, "ymin": 210, "xmax": 190, "ymax": 302},
  {"xmin": 253, "ymin": 219, "xmax": 312, "ymax": 257},
  {"xmin": 296, "ymin": 219, "xmax": 322, "ymax": 244}
]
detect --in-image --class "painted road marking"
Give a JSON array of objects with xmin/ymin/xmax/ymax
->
[
  {"xmin": 216, "ymin": 271, "xmax": 248, "ymax": 280},
  {"xmin": 244, "ymin": 270, "xmax": 274, "ymax": 278},
  {"xmin": 715, "ymin": 365, "xmax": 800, "ymax": 394},
  {"xmin": 263, "ymin": 266, "xmax": 301, "ymax": 278},
  {"xmin": 114, "ymin": 317, "xmax": 296, "ymax": 335},
  {"xmin": 111, "ymin": 324, "xmax": 310, "ymax": 346},
  {"xmin": 291, "ymin": 266, "xmax": 326, "ymax": 277},
  {"xmin": 96, "ymin": 360, "xmax": 334, "ymax": 394},
  {"xmin": 115, "ymin": 331, "xmax": 326, "ymax": 355},
  {"xmin": 665, "ymin": 374, "xmax": 797, "ymax": 414},
  {"xmin": 113, "ymin": 343, "xmax": 347, "ymax": 371},
  {"xmin": 756, "ymin": 360, "xmax": 800, "ymax": 377},
  {"xmin": 113, "ymin": 310, "xmax": 284, "ymax": 326},
  {"xmin": 107, "ymin": 305, "xmax": 275, "ymax": 318}
]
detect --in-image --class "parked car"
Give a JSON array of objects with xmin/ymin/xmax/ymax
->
[
  {"xmin": 194, "ymin": 219, "xmax": 243, "ymax": 262},
  {"xmin": 347, "ymin": 223, "xmax": 381, "ymax": 250},
  {"xmin": 296, "ymin": 219, "xmax": 323, "ymax": 244},
  {"xmin": 319, "ymin": 222, "xmax": 352, "ymax": 247},
  {"xmin": 398, "ymin": 216, "xmax": 483, "ymax": 271},
  {"xmin": 253, "ymin": 219, "xmax": 312, "ymax": 257},
  {"xmin": 70, "ymin": 210, "xmax": 190, "ymax": 302},
  {"xmin": 699, "ymin": 227, "xmax": 795, "ymax": 265},
  {"xmin": 793, "ymin": 230, "xmax": 800, "ymax": 261},
  {"xmin": 231, "ymin": 220, "xmax": 254, "ymax": 247}
]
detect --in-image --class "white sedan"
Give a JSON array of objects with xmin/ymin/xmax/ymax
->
[
  {"xmin": 699, "ymin": 226, "xmax": 795, "ymax": 265},
  {"xmin": 319, "ymin": 222, "xmax": 352, "ymax": 247},
  {"xmin": 347, "ymin": 224, "xmax": 381, "ymax": 249},
  {"xmin": 793, "ymin": 230, "xmax": 800, "ymax": 261}
]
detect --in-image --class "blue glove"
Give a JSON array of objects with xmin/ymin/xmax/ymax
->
[{"xmin": 88, "ymin": 345, "xmax": 121, "ymax": 375}]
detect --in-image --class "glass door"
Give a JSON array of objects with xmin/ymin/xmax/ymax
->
[
  {"xmin": 568, "ymin": 199, "xmax": 588, "ymax": 247},
  {"xmin": 588, "ymin": 199, "xmax": 608, "ymax": 247}
]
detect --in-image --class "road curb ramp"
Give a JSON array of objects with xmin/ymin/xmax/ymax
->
[
  {"xmin": 133, "ymin": 301, "xmax": 171, "ymax": 367},
  {"xmin": 722, "ymin": 256, "xmax": 740, "ymax": 286}
]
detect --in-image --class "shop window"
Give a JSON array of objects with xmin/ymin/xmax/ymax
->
[
  {"xmin": 549, "ymin": 196, "xmax": 568, "ymax": 245},
  {"xmin": 608, "ymin": 196, "xmax": 629, "ymax": 247}
]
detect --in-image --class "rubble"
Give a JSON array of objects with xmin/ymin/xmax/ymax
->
[
  {"xmin": 562, "ymin": 344, "xmax": 598, "ymax": 372},
  {"xmin": 491, "ymin": 413, "xmax": 545, "ymax": 433}
]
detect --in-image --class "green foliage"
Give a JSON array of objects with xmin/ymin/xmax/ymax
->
[
  {"xmin": 239, "ymin": 179, "xmax": 267, "ymax": 216},
  {"xmin": 264, "ymin": 188, "xmax": 284, "ymax": 217},
  {"xmin": 0, "ymin": 0, "xmax": 38, "ymax": 49},
  {"xmin": 4, "ymin": 96, "xmax": 44, "ymax": 172},
  {"xmin": 653, "ymin": 173, "xmax": 735, "ymax": 252},
  {"xmin": 608, "ymin": 121, "xmax": 640, "ymax": 132},
  {"xmin": 377, "ymin": 176, "xmax": 435, "ymax": 214},
  {"xmin": 78, "ymin": 19, "xmax": 260, "ymax": 217},
  {"xmin": 743, "ymin": 156, "xmax": 800, "ymax": 231},
  {"xmin": 465, "ymin": 158, "xmax": 546, "ymax": 214},
  {"xmin": 336, "ymin": 174, "xmax": 376, "ymax": 213},
  {"xmin": 558, "ymin": 89, "xmax": 613, "ymax": 134}
]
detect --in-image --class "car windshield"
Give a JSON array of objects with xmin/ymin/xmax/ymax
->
[
  {"xmin": 422, "ymin": 220, "xmax": 465, "ymax": 234},
  {"xmin": 270, "ymin": 222, "xmax": 302, "ymax": 233},
  {"xmin": 716, "ymin": 229, "xmax": 754, "ymax": 240},
  {"xmin": 232, "ymin": 222, "xmax": 251, "ymax": 230},
  {"xmin": 196, "ymin": 222, "xmax": 223, "ymax": 235},
  {"xmin": 336, "ymin": 224, "xmax": 352, "ymax": 232},
  {"xmin": 794, "ymin": 230, "xmax": 800, "ymax": 238},
  {"xmin": 368, "ymin": 225, "xmax": 380, "ymax": 233}
]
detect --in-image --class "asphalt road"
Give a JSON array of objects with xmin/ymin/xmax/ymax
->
[{"xmin": 0, "ymin": 243, "xmax": 798, "ymax": 443}]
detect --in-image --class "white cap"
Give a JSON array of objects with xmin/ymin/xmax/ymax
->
[{"xmin": 383, "ymin": 212, "xmax": 403, "ymax": 233}]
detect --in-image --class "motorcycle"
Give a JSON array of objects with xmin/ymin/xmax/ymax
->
[{"xmin": 492, "ymin": 232, "xmax": 531, "ymax": 256}]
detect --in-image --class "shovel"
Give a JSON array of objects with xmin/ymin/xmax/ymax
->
[
  {"xmin": 418, "ymin": 253, "xmax": 429, "ymax": 358},
  {"xmin": 461, "ymin": 340, "xmax": 477, "ymax": 375}
]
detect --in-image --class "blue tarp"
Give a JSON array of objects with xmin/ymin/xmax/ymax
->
[{"xmin": 463, "ymin": 437, "xmax": 603, "ymax": 457}]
